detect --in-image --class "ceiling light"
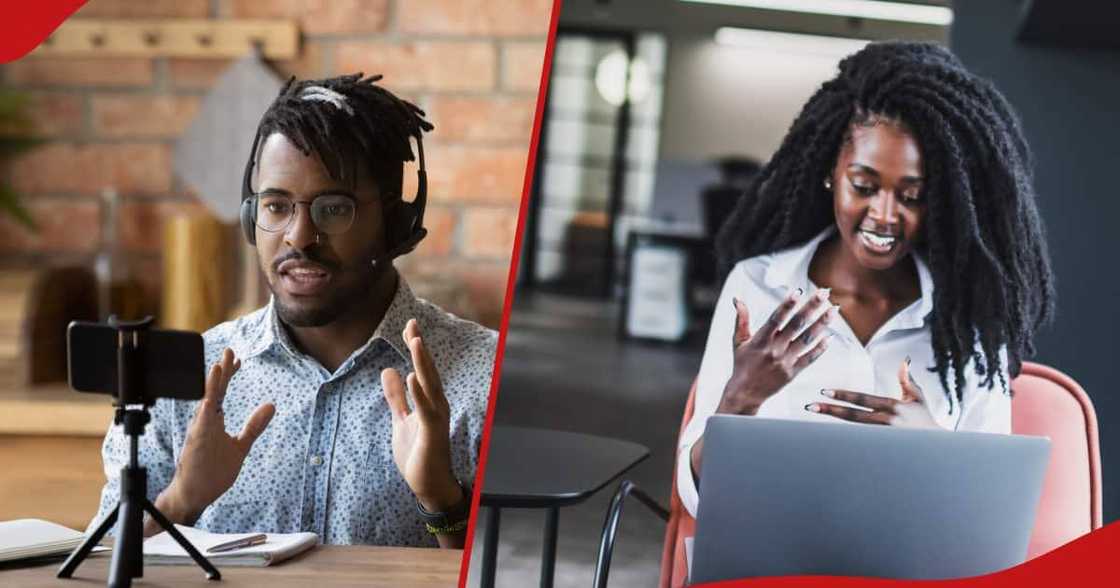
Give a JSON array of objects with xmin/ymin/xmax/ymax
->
[
  {"xmin": 681, "ymin": 0, "xmax": 953, "ymax": 26},
  {"xmin": 595, "ymin": 50, "xmax": 653, "ymax": 107},
  {"xmin": 714, "ymin": 27, "xmax": 870, "ymax": 56}
]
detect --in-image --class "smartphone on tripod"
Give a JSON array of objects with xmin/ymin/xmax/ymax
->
[
  {"xmin": 59, "ymin": 318, "xmax": 219, "ymax": 586},
  {"xmin": 68, "ymin": 321, "xmax": 205, "ymax": 403}
]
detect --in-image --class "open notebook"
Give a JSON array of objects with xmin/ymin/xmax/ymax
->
[
  {"xmin": 144, "ymin": 525, "xmax": 318, "ymax": 567},
  {"xmin": 0, "ymin": 519, "xmax": 86, "ymax": 563}
]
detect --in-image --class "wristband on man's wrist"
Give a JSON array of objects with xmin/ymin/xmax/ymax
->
[
  {"xmin": 423, "ymin": 519, "xmax": 469, "ymax": 535},
  {"xmin": 416, "ymin": 480, "xmax": 471, "ymax": 535}
]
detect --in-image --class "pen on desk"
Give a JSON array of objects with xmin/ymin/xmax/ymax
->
[{"xmin": 207, "ymin": 533, "xmax": 267, "ymax": 553}]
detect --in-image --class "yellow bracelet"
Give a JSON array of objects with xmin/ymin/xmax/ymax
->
[{"xmin": 424, "ymin": 519, "xmax": 469, "ymax": 536}]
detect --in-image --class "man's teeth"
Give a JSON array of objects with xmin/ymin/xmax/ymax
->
[
  {"xmin": 289, "ymin": 269, "xmax": 326, "ymax": 277},
  {"xmin": 860, "ymin": 231, "xmax": 896, "ymax": 247}
]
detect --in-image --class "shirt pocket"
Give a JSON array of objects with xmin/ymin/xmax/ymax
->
[{"xmin": 365, "ymin": 436, "xmax": 394, "ymax": 468}]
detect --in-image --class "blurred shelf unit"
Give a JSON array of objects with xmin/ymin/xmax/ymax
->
[
  {"xmin": 0, "ymin": 267, "xmax": 97, "ymax": 390},
  {"xmin": 0, "ymin": 383, "xmax": 112, "ymax": 436},
  {"xmin": 0, "ymin": 267, "xmax": 113, "ymax": 436}
]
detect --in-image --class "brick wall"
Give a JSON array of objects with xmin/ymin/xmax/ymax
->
[{"xmin": 0, "ymin": 0, "xmax": 551, "ymax": 329}]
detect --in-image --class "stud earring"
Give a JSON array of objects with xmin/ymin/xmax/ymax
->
[{"xmin": 823, "ymin": 178, "xmax": 833, "ymax": 190}]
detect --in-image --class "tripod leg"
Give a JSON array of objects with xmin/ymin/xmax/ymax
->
[
  {"xmin": 108, "ymin": 491, "xmax": 144, "ymax": 588},
  {"xmin": 143, "ymin": 498, "xmax": 221, "ymax": 581},
  {"xmin": 57, "ymin": 506, "xmax": 119, "ymax": 578}
]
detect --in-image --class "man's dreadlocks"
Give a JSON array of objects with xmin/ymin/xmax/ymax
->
[{"xmin": 253, "ymin": 73, "xmax": 433, "ymax": 201}]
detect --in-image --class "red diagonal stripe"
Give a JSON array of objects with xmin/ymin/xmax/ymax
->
[
  {"xmin": 694, "ymin": 521, "xmax": 1119, "ymax": 587},
  {"xmin": 1, "ymin": 1, "xmax": 89, "ymax": 63}
]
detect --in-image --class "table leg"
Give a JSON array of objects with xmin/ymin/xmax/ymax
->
[
  {"xmin": 480, "ymin": 506, "xmax": 501, "ymax": 588},
  {"xmin": 540, "ymin": 507, "xmax": 559, "ymax": 588}
]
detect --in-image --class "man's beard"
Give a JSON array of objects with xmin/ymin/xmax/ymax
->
[
  {"xmin": 268, "ymin": 250, "xmax": 379, "ymax": 328},
  {"xmin": 272, "ymin": 276, "xmax": 373, "ymax": 327}
]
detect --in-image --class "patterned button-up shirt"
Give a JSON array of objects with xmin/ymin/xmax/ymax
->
[{"xmin": 90, "ymin": 278, "xmax": 497, "ymax": 546}]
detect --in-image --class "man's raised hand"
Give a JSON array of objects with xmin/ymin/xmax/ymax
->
[
  {"xmin": 158, "ymin": 348, "xmax": 275, "ymax": 528},
  {"xmin": 381, "ymin": 319, "xmax": 463, "ymax": 513}
]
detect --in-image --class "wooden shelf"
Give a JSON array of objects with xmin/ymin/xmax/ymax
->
[
  {"xmin": 32, "ymin": 19, "xmax": 299, "ymax": 59},
  {"xmin": 0, "ymin": 384, "xmax": 114, "ymax": 436}
]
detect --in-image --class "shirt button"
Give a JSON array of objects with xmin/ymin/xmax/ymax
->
[{"xmin": 309, "ymin": 455, "xmax": 323, "ymax": 466}]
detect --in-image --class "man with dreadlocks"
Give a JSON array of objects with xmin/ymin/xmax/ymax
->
[
  {"xmin": 90, "ymin": 74, "xmax": 496, "ymax": 548},
  {"xmin": 677, "ymin": 41, "xmax": 1054, "ymax": 518}
]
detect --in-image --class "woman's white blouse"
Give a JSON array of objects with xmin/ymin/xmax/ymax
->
[{"xmin": 676, "ymin": 227, "xmax": 1011, "ymax": 517}]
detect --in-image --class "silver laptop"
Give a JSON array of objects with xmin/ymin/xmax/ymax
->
[{"xmin": 691, "ymin": 415, "xmax": 1050, "ymax": 583}]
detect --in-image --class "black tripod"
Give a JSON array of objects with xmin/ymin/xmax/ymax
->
[{"xmin": 57, "ymin": 317, "xmax": 220, "ymax": 586}]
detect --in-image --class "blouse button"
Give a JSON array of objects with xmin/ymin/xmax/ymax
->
[{"xmin": 309, "ymin": 455, "xmax": 323, "ymax": 466}]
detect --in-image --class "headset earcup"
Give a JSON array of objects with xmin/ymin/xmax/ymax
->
[
  {"xmin": 240, "ymin": 197, "xmax": 257, "ymax": 246},
  {"xmin": 396, "ymin": 201, "xmax": 418, "ymax": 244}
]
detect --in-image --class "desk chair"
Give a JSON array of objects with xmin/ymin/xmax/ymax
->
[
  {"xmin": 592, "ymin": 362, "xmax": 1102, "ymax": 588},
  {"xmin": 1010, "ymin": 362, "xmax": 1102, "ymax": 558}
]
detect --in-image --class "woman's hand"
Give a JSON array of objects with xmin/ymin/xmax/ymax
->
[
  {"xmin": 806, "ymin": 357, "xmax": 941, "ymax": 429},
  {"xmin": 691, "ymin": 288, "xmax": 835, "ymax": 480},
  {"xmin": 716, "ymin": 288, "xmax": 836, "ymax": 416}
]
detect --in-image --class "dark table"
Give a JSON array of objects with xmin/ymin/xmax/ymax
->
[{"xmin": 479, "ymin": 426, "xmax": 650, "ymax": 588}]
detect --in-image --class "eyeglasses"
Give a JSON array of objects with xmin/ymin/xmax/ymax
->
[{"xmin": 251, "ymin": 193, "xmax": 363, "ymax": 235}]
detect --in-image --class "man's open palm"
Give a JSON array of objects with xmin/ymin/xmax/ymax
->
[
  {"xmin": 166, "ymin": 348, "xmax": 275, "ymax": 519},
  {"xmin": 381, "ymin": 319, "xmax": 460, "ymax": 510}
]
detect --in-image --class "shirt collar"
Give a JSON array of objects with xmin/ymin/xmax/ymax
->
[
  {"xmin": 762, "ymin": 226, "xmax": 934, "ymax": 328},
  {"xmin": 370, "ymin": 277, "xmax": 418, "ymax": 363},
  {"xmin": 762, "ymin": 227, "xmax": 836, "ymax": 293},
  {"xmin": 236, "ymin": 275, "xmax": 420, "ymax": 364},
  {"xmin": 235, "ymin": 301, "xmax": 278, "ymax": 360}
]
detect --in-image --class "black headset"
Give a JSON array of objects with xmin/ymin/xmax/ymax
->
[{"xmin": 238, "ymin": 127, "xmax": 428, "ymax": 266}]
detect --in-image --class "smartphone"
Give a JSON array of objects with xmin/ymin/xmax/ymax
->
[{"xmin": 67, "ymin": 321, "xmax": 205, "ymax": 402}]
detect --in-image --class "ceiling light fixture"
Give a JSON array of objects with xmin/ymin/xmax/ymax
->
[
  {"xmin": 714, "ymin": 27, "xmax": 871, "ymax": 56},
  {"xmin": 681, "ymin": 0, "xmax": 953, "ymax": 26},
  {"xmin": 595, "ymin": 49, "xmax": 653, "ymax": 107}
]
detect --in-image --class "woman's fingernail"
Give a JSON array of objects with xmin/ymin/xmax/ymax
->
[
  {"xmin": 815, "ymin": 287, "xmax": 831, "ymax": 301},
  {"xmin": 820, "ymin": 389, "xmax": 835, "ymax": 398},
  {"xmin": 805, "ymin": 403, "xmax": 820, "ymax": 413}
]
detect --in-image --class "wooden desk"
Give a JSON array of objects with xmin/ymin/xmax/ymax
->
[{"xmin": 0, "ymin": 546, "xmax": 463, "ymax": 587}]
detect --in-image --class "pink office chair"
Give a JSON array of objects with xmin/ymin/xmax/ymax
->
[
  {"xmin": 648, "ymin": 361, "xmax": 1102, "ymax": 588},
  {"xmin": 1010, "ymin": 361, "xmax": 1102, "ymax": 558}
]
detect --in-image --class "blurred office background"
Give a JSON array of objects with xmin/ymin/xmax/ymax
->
[
  {"xmin": 470, "ymin": 1, "xmax": 1120, "ymax": 586},
  {"xmin": 0, "ymin": 0, "xmax": 549, "ymax": 532}
]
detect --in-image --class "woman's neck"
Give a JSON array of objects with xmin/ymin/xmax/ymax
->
[{"xmin": 808, "ymin": 234, "xmax": 920, "ymax": 304}]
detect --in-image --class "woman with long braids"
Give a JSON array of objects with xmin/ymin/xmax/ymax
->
[{"xmin": 676, "ymin": 41, "xmax": 1055, "ymax": 517}]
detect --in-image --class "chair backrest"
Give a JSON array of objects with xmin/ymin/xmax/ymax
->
[
  {"xmin": 660, "ymin": 362, "xmax": 1101, "ymax": 587},
  {"xmin": 1010, "ymin": 361, "xmax": 1102, "ymax": 558},
  {"xmin": 659, "ymin": 380, "xmax": 697, "ymax": 588}
]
